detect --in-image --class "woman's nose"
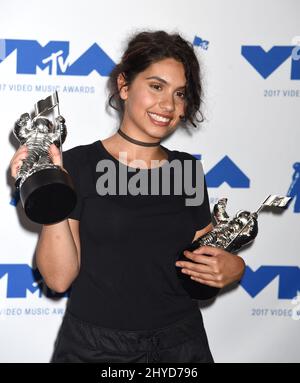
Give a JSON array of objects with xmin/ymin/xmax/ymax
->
[{"xmin": 159, "ymin": 94, "xmax": 175, "ymax": 112}]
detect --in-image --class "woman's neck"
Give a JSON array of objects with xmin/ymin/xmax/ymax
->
[{"xmin": 101, "ymin": 133, "xmax": 168, "ymax": 169}]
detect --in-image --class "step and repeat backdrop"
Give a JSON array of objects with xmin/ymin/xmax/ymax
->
[{"xmin": 0, "ymin": 0, "xmax": 299, "ymax": 362}]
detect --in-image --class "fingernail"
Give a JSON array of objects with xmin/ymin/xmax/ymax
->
[{"xmin": 175, "ymin": 262, "xmax": 182, "ymax": 267}]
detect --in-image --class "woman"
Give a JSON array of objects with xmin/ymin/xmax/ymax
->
[{"xmin": 10, "ymin": 31, "xmax": 245, "ymax": 363}]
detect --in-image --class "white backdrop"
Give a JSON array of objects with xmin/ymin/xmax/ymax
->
[{"xmin": 0, "ymin": 0, "xmax": 299, "ymax": 363}]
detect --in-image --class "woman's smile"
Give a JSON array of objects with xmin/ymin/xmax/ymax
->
[{"xmin": 147, "ymin": 111, "xmax": 173, "ymax": 126}]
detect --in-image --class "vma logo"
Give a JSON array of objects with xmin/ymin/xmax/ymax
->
[
  {"xmin": 194, "ymin": 154, "xmax": 250, "ymax": 188},
  {"xmin": 241, "ymin": 45, "xmax": 300, "ymax": 79},
  {"xmin": 0, "ymin": 39, "xmax": 115, "ymax": 76},
  {"xmin": 0, "ymin": 264, "xmax": 68, "ymax": 298},
  {"xmin": 287, "ymin": 162, "xmax": 300, "ymax": 213},
  {"xmin": 241, "ymin": 266, "xmax": 300, "ymax": 299}
]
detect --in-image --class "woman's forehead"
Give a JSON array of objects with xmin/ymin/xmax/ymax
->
[{"xmin": 140, "ymin": 58, "xmax": 186, "ymax": 86}]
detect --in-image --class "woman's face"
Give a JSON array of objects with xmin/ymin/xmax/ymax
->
[{"xmin": 119, "ymin": 58, "xmax": 186, "ymax": 141}]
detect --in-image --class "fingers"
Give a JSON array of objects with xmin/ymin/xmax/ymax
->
[
  {"xmin": 190, "ymin": 276, "xmax": 223, "ymax": 288},
  {"xmin": 192, "ymin": 246, "xmax": 219, "ymax": 256},
  {"xmin": 48, "ymin": 144, "xmax": 62, "ymax": 167},
  {"xmin": 176, "ymin": 260, "xmax": 224, "ymax": 288},
  {"xmin": 176, "ymin": 260, "xmax": 220, "ymax": 281},
  {"xmin": 181, "ymin": 267, "xmax": 214, "ymax": 280},
  {"xmin": 177, "ymin": 262, "xmax": 223, "ymax": 288},
  {"xmin": 182, "ymin": 249, "xmax": 218, "ymax": 265},
  {"xmin": 49, "ymin": 145, "xmax": 68, "ymax": 173},
  {"xmin": 176, "ymin": 247, "xmax": 244, "ymax": 288},
  {"xmin": 10, "ymin": 144, "xmax": 65, "ymax": 179},
  {"xmin": 176, "ymin": 260, "xmax": 212, "ymax": 274},
  {"xmin": 10, "ymin": 145, "xmax": 28, "ymax": 178},
  {"xmin": 176, "ymin": 247, "xmax": 224, "ymax": 286}
]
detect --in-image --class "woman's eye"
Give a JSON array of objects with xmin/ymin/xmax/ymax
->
[
  {"xmin": 176, "ymin": 91, "xmax": 185, "ymax": 99},
  {"xmin": 150, "ymin": 83, "xmax": 162, "ymax": 91}
]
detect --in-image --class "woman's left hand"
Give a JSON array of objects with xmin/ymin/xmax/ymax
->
[{"xmin": 175, "ymin": 246, "xmax": 246, "ymax": 288}]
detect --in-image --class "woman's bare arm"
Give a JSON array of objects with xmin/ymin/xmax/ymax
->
[
  {"xmin": 36, "ymin": 218, "xmax": 80, "ymax": 293},
  {"xmin": 10, "ymin": 143, "xmax": 80, "ymax": 293}
]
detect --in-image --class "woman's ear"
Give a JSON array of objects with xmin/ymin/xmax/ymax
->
[{"xmin": 117, "ymin": 73, "xmax": 128, "ymax": 101}]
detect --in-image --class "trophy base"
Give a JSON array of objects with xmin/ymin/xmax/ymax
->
[{"xmin": 20, "ymin": 167, "xmax": 77, "ymax": 224}]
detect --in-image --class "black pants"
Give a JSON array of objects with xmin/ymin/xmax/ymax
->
[{"xmin": 51, "ymin": 310, "xmax": 214, "ymax": 363}]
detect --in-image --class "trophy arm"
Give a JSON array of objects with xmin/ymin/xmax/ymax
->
[
  {"xmin": 188, "ymin": 212, "xmax": 259, "ymax": 253},
  {"xmin": 213, "ymin": 198, "xmax": 230, "ymax": 224},
  {"xmin": 186, "ymin": 228, "xmax": 220, "ymax": 252},
  {"xmin": 225, "ymin": 213, "xmax": 259, "ymax": 252},
  {"xmin": 13, "ymin": 113, "xmax": 32, "ymax": 145},
  {"xmin": 51, "ymin": 115, "xmax": 67, "ymax": 148}
]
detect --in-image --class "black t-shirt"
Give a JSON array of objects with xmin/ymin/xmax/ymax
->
[{"xmin": 63, "ymin": 140, "xmax": 211, "ymax": 330}]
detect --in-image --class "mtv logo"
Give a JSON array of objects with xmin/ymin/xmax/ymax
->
[
  {"xmin": 0, "ymin": 39, "xmax": 115, "ymax": 76},
  {"xmin": 193, "ymin": 36, "xmax": 209, "ymax": 50}
]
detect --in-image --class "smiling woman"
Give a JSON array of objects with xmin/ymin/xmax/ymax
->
[
  {"xmin": 9, "ymin": 30, "xmax": 246, "ymax": 363},
  {"xmin": 115, "ymin": 58, "xmax": 186, "ymax": 144},
  {"xmin": 108, "ymin": 31, "xmax": 203, "ymax": 130}
]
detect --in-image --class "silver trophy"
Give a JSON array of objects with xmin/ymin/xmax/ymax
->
[
  {"xmin": 177, "ymin": 195, "xmax": 291, "ymax": 299},
  {"xmin": 13, "ymin": 92, "xmax": 76, "ymax": 224}
]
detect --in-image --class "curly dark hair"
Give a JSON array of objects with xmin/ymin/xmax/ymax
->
[{"xmin": 108, "ymin": 30, "xmax": 204, "ymax": 127}]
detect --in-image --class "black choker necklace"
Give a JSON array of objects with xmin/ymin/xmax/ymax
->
[{"xmin": 117, "ymin": 129, "xmax": 161, "ymax": 147}]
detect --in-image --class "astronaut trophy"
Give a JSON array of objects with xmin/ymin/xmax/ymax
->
[
  {"xmin": 177, "ymin": 195, "xmax": 291, "ymax": 300},
  {"xmin": 13, "ymin": 92, "xmax": 76, "ymax": 224}
]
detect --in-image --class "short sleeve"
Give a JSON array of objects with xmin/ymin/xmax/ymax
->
[
  {"xmin": 62, "ymin": 149, "xmax": 82, "ymax": 220},
  {"xmin": 170, "ymin": 149, "xmax": 212, "ymax": 231},
  {"xmin": 193, "ymin": 176, "xmax": 212, "ymax": 230},
  {"xmin": 183, "ymin": 152, "xmax": 212, "ymax": 230}
]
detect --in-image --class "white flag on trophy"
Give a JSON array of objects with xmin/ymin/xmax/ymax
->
[{"xmin": 261, "ymin": 195, "xmax": 291, "ymax": 209}]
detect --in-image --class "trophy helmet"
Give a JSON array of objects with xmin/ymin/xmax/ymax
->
[
  {"xmin": 32, "ymin": 117, "xmax": 54, "ymax": 133},
  {"xmin": 233, "ymin": 210, "xmax": 258, "ymax": 248},
  {"xmin": 236, "ymin": 210, "xmax": 251, "ymax": 223}
]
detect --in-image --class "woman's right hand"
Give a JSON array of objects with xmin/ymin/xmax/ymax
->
[
  {"xmin": 48, "ymin": 144, "xmax": 69, "ymax": 173},
  {"xmin": 48, "ymin": 143, "xmax": 63, "ymax": 167},
  {"xmin": 10, "ymin": 145, "xmax": 28, "ymax": 179},
  {"xmin": 10, "ymin": 144, "xmax": 64, "ymax": 179}
]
